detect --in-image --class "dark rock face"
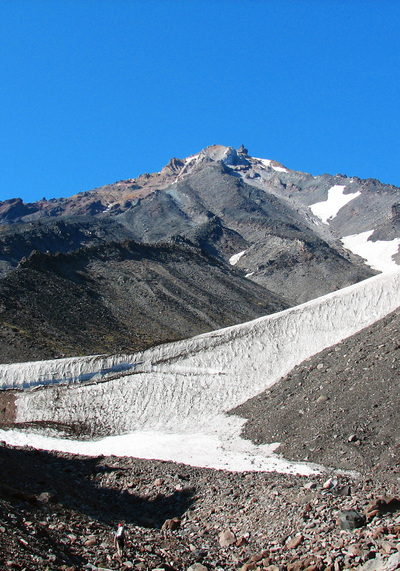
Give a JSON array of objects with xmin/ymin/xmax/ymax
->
[
  {"xmin": 391, "ymin": 202, "xmax": 400, "ymax": 221},
  {"xmin": 0, "ymin": 217, "xmax": 136, "ymax": 277},
  {"xmin": 0, "ymin": 197, "xmax": 39, "ymax": 221},
  {"xmin": 0, "ymin": 239, "xmax": 287, "ymax": 363}
]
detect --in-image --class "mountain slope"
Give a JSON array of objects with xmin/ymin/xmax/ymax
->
[
  {"xmin": 0, "ymin": 238, "xmax": 287, "ymax": 363},
  {"xmin": 115, "ymin": 160, "xmax": 375, "ymax": 304},
  {"xmin": 0, "ymin": 216, "xmax": 137, "ymax": 278},
  {"xmin": 1, "ymin": 147, "xmax": 400, "ymax": 570},
  {"xmin": 1, "ymin": 270, "xmax": 400, "ymax": 479},
  {"xmin": 232, "ymin": 305, "xmax": 400, "ymax": 485},
  {"xmin": 0, "ymin": 145, "xmax": 380, "ymax": 307}
]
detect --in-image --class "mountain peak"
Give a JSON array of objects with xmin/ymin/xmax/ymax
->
[{"xmin": 195, "ymin": 144, "xmax": 250, "ymax": 167}]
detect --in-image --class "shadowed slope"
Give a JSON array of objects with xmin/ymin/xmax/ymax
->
[{"xmin": 0, "ymin": 239, "xmax": 287, "ymax": 363}]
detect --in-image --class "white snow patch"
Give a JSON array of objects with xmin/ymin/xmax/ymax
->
[
  {"xmin": 310, "ymin": 185, "xmax": 360, "ymax": 224},
  {"xmin": 342, "ymin": 230, "xmax": 400, "ymax": 273},
  {"xmin": 245, "ymin": 272, "xmax": 254, "ymax": 278},
  {"xmin": 184, "ymin": 153, "xmax": 200, "ymax": 165},
  {"xmin": 2, "ymin": 271, "xmax": 400, "ymax": 473},
  {"xmin": 229, "ymin": 250, "xmax": 246, "ymax": 265},
  {"xmin": 0, "ymin": 419, "xmax": 317, "ymax": 475},
  {"xmin": 257, "ymin": 158, "xmax": 272, "ymax": 168},
  {"xmin": 255, "ymin": 158, "xmax": 289, "ymax": 173}
]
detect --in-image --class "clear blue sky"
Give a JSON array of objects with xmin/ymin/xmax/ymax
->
[{"xmin": 1, "ymin": 0, "xmax": 399, "ymax": 203}]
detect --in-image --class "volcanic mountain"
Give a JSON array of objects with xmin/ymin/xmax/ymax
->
[
  {"xmin": 2, "ymin": 144, "xmax": 398, "ymax": 362},
  {"xmin": 1, "ymin": 146, "xmax": 400, "ymax": 570}
]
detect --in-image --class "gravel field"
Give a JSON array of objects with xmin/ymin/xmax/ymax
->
[{"xmin": 0, "ymin": 443, "xmax": 399, "ymax": 571}]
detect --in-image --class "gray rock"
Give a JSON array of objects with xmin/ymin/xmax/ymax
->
[
  {"xmin": 161, "ymin": 517, "xmax": 181, "ymax": 531},
  {"xmin": 358, "ymin": 552, "xmax": 400, "ymax": 571},
  {"xmin": 218, "ymin": 529, "xmax": 236, "ymax": 547},
  {"xmin": 37, "ymin": 491, "xmax": 55, "ymax": 504},
  {"xmin": 337, "ymin": 509, "xmax": 366, "ymax": 530}
]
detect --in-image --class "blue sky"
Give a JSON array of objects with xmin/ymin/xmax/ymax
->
[{"xmin": 0, "ymin": 0, "xmax": 399, "ymax": 203}]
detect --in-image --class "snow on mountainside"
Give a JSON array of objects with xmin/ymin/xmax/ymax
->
[
  {"xmin": 1, "ymin": 269, "xmax": 400, "ymax": 475},
  {"xmin": 308, "ymin": 183, "xmax": 400, "ymax": 271},
  {"xmin": 310, "ymin": 185, "xmax": 361, "ymax": 223}
]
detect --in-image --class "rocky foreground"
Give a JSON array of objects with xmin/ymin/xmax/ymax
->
[{"xmin": 0, "ymin": 443, "xmax": 399, "ymax": 571}]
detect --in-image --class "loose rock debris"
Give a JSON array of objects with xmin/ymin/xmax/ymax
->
[{"xmin": 0, "ymin": 443, "xmax": 399, "ymax": 570}]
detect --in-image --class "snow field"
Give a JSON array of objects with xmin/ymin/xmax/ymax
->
[
  {"xmin": 310, "ymin": 185, "xmax": 360, "ymax": 224},
  {"xmin": 229, "ymin": 250, "xmax": 246, "ymax": 265},
  {"xmin": 0, "ymin": 424, "xmax": 319, "ymax": 474},
  {"xmin": 1, "ymin": 270, "xmax": 400, "ymax": 473},
  {"xmin": 255, "ymin": 158, "xmax": 289, "ymax": 173},
  {"xmin": 341, "ymin": 230, "xmax": 400, "ymax": 273}
]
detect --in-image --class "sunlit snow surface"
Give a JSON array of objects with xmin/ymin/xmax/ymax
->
[
  {"xmin": 229, "ymin": 250, "xmax": 246, "ymax": 265},
  {"xmin": 255, "ymin": 158, "xmax": 289, "ymax": 173},
  {"xmin": 341, "ymin": 230, "xmax": 400, "ymax": 273},
  {"xmin": 2, "ymin": 270, "xmax": 400, "ymax": 474},
  {"xmin": 310, "ymin": 185, "xmax": 361, "ymax": 224},
  {"xmin": 0, "ymin": 424, "xmax": 318, "ymax": 475}
]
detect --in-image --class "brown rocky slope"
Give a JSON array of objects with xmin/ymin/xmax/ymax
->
[
  {"xmin": 0, "ymin": 443, "xmax": 399, "ymax": 571},
  {"xmin": 232, "ymin": 307, "xmax": 400, "ymax": 488}
]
